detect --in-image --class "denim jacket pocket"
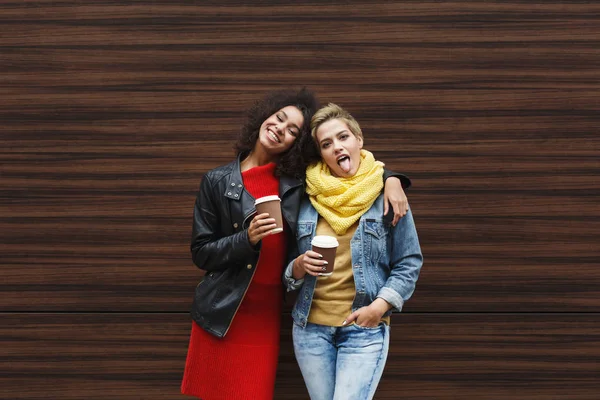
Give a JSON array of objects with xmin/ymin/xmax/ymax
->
[
  {"xmin": 363, "ymin": 220, "xmax": 387, "ymax": 278},
  {"xmin": 364, "ymin": 219, "xmax": 386, "ymax": 239},
  {"xmin": 297, "ymin": 222, "xmax": 312, "ymax": 239}
]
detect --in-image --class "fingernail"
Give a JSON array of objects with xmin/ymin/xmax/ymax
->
[
  {"xmin": 322, "ymin": 261, "xmax": 328, "ymax": 265},
  {"xmin": 342, "ymin": 320, "xmax": 347, "ymax": 326},
  {"xmin": 321, "ymin": 267, "xmax": 326, "ymax": 271}
]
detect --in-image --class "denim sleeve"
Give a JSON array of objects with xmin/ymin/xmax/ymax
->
[
  {"xmin": 376, "ymin": 207, "xmax": 423, "ymax": 312},
  {"xmin": 283, "ymin": 259, "xmax": 305, "ymax": 292}
]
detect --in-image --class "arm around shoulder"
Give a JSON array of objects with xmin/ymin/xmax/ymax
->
[{"xmin": 383, "ymin": 168, "xmax": 411, "ymax": 189}]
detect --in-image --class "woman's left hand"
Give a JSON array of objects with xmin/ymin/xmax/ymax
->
[
  {"xmin": 383, "ymin": 177, "xmax": 408, "ymax": 226},
  {"xmin": 342, "ymin": 299, "xmax": 391, "ymax": 328}
]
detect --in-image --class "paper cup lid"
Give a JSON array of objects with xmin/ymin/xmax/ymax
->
[
  {"xmin": 254, "ymin": 195, "xmax": 281, "ymax": 205},
  {"xmin": 311, "ymin": 235, "xmax": 339, "ymax": 248}
]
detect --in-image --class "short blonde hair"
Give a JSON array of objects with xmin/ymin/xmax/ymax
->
[{"xmin": 310, "ymin": 103, "xmax": 363, "ymax": 144}]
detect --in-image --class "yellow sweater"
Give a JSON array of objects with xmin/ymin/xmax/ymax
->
[
  {"xmin": 308, "ymin": 218, "xmax": 357, "ymax": 327},
  {"xmin": 308, "ymin": 218, "xmax": 390, "ymax": 326}
]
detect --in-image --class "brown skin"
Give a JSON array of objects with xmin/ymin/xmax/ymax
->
[
  {"xmin": 242, "ymin": 105, "xmax": 305, "ymax": 246},
  {"xmin": 248, "ymin": 213, "xmax": 278, "ymax": 246}
]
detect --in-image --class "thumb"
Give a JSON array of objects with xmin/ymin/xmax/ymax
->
[
  {"xmin": 383, "ymin": 198, "xmax": 389, "ymax": 216},
  {"xmin": 342, "ymin": 311, "xmax": 359, "ymax": 326}
]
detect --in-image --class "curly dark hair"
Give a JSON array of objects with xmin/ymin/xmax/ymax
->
[{"xmin": 235, "ymin": 88, "xmax": 320, "ymax": 179}]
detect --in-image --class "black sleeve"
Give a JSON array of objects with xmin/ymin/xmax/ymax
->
[
  {"xmin": 190, "ymin": 174, "xmax": 258, "ymax": 272},
  {"xmin": 383, "ymin": 169, "xmax": 411, "ymax": 189}
]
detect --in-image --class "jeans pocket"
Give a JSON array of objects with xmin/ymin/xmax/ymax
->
[{"xmin": 352, "ymin": 322, "xmax": 384, "ymax": 331}]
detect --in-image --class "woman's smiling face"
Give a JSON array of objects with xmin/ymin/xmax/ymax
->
[
  {"xmin": 256, "ymin": 105, "xmax": 304, "ymax": 156},
  {"xmin": 315, "ymin": 118, "xmax": 363, "ymax": 177}
]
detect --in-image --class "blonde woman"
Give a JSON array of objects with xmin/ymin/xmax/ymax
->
[{"xmin": 284, "ymin": 103, "xmax": 423, "ymax": 400}]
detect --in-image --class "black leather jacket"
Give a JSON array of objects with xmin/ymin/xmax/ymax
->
[{"xmin": 190, "ymin": 154, "xmax": 410, "ymax": 338}]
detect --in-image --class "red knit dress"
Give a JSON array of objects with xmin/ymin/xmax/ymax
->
[{"xmin": 181, "ymin": 162, "xmax": 286, "ymax": 400}]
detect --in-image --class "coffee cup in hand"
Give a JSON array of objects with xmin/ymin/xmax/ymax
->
[
  {"xmin": 311, "ymin": 235, "xmax": 339, "ymax": 277},
  {"xmin": 254, "ymin": 195, "xmax": 283, "ymax": 234}
]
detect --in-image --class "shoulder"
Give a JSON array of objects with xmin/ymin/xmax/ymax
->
[
  {"xmin": 360, "ymin": 194, "xmax": 389, "ymax": 223},
  {"xmin": 298, "ymin": 196, "xmax": 316, "ymax": 221},
  {"xmin": 300, "ymin": 194, "xmax": 312, "ymax": 209},
  {"xmin": 201, "ymin": 160, "xmax": 236, "ymax": 188},
  {"xmin": 372, "ymin": 193, "xmax": 386, "ymax": 212}
]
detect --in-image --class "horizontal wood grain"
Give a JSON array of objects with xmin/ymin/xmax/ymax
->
[
  {"xmin": 1, "ymin": 1, "xmax": 599, "ymax": 312},
  {"xmin": 1, "ymin": 313, "xmax": 599, "ymax": 399},
  {"xmin": 1, "ymin": 212, "xmax": 599, "ymax": 312},
  {"xmin": 1, "ymin": 1, "xmax": 599, "ymax": 399}
]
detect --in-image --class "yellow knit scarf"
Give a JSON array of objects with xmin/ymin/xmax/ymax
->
[{"xmin": 305, "ymin": 150, "xmax": 384, "ymax": 235}]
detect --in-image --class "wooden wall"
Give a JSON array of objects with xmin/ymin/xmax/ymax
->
[{"xmin": 1, "ymin": 1, "xmax": 599, "ymax": 399}]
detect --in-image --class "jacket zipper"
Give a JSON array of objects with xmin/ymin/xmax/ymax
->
[
  {"xmin": 223, "ymin": 261, "xmax": 257, "ymax": 336},
  {"xmin": 223, "ymin": 209, "xmax": 258, "ymax": 337}
]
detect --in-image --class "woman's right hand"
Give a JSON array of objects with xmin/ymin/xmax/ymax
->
[
  {"xmin": 247, "ymin": 213, "xmax": 277, "ymax": 246},
  {"xmin": 292, "ymin": 250, "xmax": 328, "ymax": 279}
]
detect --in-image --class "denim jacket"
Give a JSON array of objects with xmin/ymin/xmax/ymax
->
[{"xmin": 284, "ymin": 194, "xmax": 423, "ymax": 328}]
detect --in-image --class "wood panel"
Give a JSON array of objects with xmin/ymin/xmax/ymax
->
[
  {"xmin": 2, "ymin": 1, "xmax": 599, "ymax": 311},
  {"xmin": 1, "ymin": 313, "xmax": 599, "ymax": 399},
  {"xmin": 1, "ymin": 2, "xmax": 599, "ymax": 398}
]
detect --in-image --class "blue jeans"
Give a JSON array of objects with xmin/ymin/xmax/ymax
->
[{"xmin": 292, "ymin": 322, "xmax": 390, "ymax": 400}]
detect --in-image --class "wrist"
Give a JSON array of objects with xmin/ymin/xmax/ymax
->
[
  {"xmin": 247, "ymin": 230, "xmax": 257, "ymax": 247},
  {"xmin": 292, "ymin": 257, "xmax": 305, "ymax": 280},
  {"xmin": 370, "ymin": 298, "xmax": 391, "ymax": 315}
]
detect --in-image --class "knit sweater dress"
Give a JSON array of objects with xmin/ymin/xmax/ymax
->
[{"xmin": 181, "ymin": 162, "xmax": 286, "ymax": 400}]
